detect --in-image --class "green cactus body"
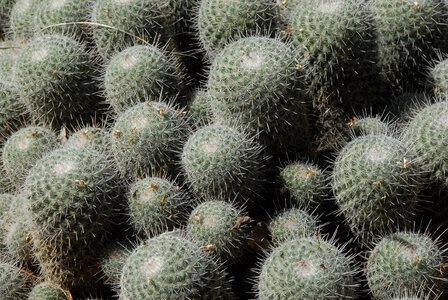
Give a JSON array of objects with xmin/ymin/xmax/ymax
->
[
  {"xmin": 371, "ymin": 0, "xmax": 448, "ymax": 89},
  {"xmin": 187, "ymin": 89, "xmax": 212, "ymax": 128},
  {"xmin": 9, "ymin": 0, "xmax": 39, "ymax": 41},
  {"xmin": 332, "ymin": 135, "xmax": 421, "ymax": 242},
  {"xmin": 257, "ymin": 237, "xmax": 357, "ymax": 299},
  {"xmin": 120, "ymin": 234, "xmax": 230, "ymax": 299},
  {"xmin": 181, "ymin": 124, "xmax": 264, "ymax": 202},
  {"xmin": 91, "ymin": 0, "xmax": 176, "ymax": 61},
  {"xmin": 0, "ymin": 193, "xmax": 17, "ymax": 251},
  {"xmin": 187, "ymin": 200, "xmax": 250, "ymax": 260},
  {"xmin": 0, "ymin": 262, "xmax": 36, "ymax": 299},
  {"xmin": 104, "ymin": 45, "xmax": 185, "ymax": 113},
  {"xmin": 366, "ymin": 232, "xmax": 445, "ymax": 299},
  {"xmin": 24, "ymin": 147, "xmax": 119, "ymax": 288},
  {"xmin": 287, "ymin": 0, "xmax": 382, "ymax": 104},
  {"xmin": 269, "ymin": 208, "xmax": 318, "ymax": 246},
  {"xmin": 128, "ymin": 177, "xmax": 188, "ymax": 237},
  {"xmin": 207, "ymin": 36, "xmax": 310, "ymax": 158},
  {"xmin": 431, "ymin": 58, "xmax": 448, "ymax": 95},
  {"xmin": 0, "ymin": 0, "xmax": 15, "ymax": 38},
  {"xmin": 0, "ymin": 41, "xmax": 21, "ymax": 81},
  {"xmin": 100, "ymin": 242, "xmax": 132, "ymax": 286},
  {"xmin": 349, "ymin": 117, "xmax": 390, "ymax": 137},
  {"xmin": 28, "ymin": 282, "xmax": 69, "ymax": 300},
  {"xmin": 0, "ymin": 81, "xmax": 26, "ymax": 142},
  {"xmin": 64, "ymin": 126, "xmax": 110, "ymax": 153},
  {"xmin": 14, "ymin": 34, "xmax": 99, "ymax": 128},
  {"xmin": 197, "ymin": 0, "xmax": 276, "ymax": 58},
  {"xmin": 280, "ymin": 161, "xmax": 326, "ymax": 209},
  {"xmin": 35, "ymin": 0, "xmax": 92, "ymax": 36},
  {"xmin": 4, "ymin": 215, "xmax": 34, "ymax": 264},
  {"xmin": 402, "ymin": 100, "xmax": 448, "ymax": 187},
  {"xmin": 111, "ymin": 101, "xmax": 190, "ymax": 180},
  {"xmin": 2, "ymin": 126, "xmax": 59, "ymax": 188}
]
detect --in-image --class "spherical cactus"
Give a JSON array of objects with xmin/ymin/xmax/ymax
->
[
  {"xmin": 196, "ymin": 0, "xmax": 276, "ymax": 58},
  {"xmin": 280, "ymin": 161, "xmax": 327, "ymax": 209},
  {"xmin": 120, "ymin": 234, "xmax": 231, "ymax": 299},
  {"xmin": 24, "ymin": 147, "xmax": 119, "ymax": 288},
  {"xmin": 28, "ymin": 282, "xmax": 70, "ymax": 300},
  {"xmin": 0, "ymin": 41, "xmax": 21, "ymax": 81},
  {"xmin": 431, "ymin": 58, "xmax": 448, "ymax": 95},
  {"xmin": 207, "ymin": 36, "xmax": 310, "ymax": 158},
  {"xmin": 287, "ymin": 0, "xmax": 382, "ymax": 105},
  {"xmin": 34, "ymin": 0, "xmax": 92, "ymax": 36},
  {"xmin": 332, "ymin": 135, "xmax": 421, "ymax": 243},
  {"xmin": 100, "ymin": 241, "xmax": 133, "ymax": 286},
  {"xmin": 402, "ymin": 100, "xmax": 448, "ymax": 187},
  {"xmin": 366, "ymin": 231, "xmax": 445, "ymax": 299},
  {"xmin": 370, "ymin": 0, "xmax": 448, "ymax": 89},
  {"xmin": 104, "ymin": 45, "xmax": 185, "ymax": 113},
  {"xmin": 2, "ymin": 126, "xmax": 59, "ymax": 188},
  {"xmin": 348, "ymin": 116, "xmax": 390, "ymax": 137},
  {"xmin": 111, "ymin": 100, "xmax": 190, "ymax": 180},
  {"xmin": 186, "ymin": 200, "xmax": 250, "ymax": 260},
  {"xmin": 181, "ymin": 124, "xmax": 264, "ymax": 203},
  {"xmin": 0, "ymin": 262, "xmax": 36, "ymax": 299},
  {"xmin": 91, "ymin": 0, "xmax": 176, "ymax": 61},
  {"xmin": 0, "ymin": 1, "xmax": 15, "ymax": 38},
  {"xmin": 14, "ymin": 34, "xmax": 100, "ymax": 128},
  {"xmin": 268, "ymin": 208, "xmax": 318, "ymax": 246},
  {"xmin": 64, "ymin": 126, "xmax": 110, "ymax": 153},
  {"xmin": 0, "ymin": 81, "xmax": 26, "ymax": 142},
  {"xmin": 257, "ymin": 237, "xmax": 357, "ymax": 299},
  {"xmin": 128, "ymin": 176, "xmax": 188, "ymax": 237},
  {"xmin": 9, "ymin": 0, "xmax": 39, "ymax": 41},
  {"xmin": 187, "ymin": 89, "xmax": 212, "ymax": 128},
  {"xmin": 4, "ymin": 216, "xmax": 34, "ymax": 264}
]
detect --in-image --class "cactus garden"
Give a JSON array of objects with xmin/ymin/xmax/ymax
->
[{"xmin": 2, "ymin": 0, "xmax": 448, "ymax": 299}]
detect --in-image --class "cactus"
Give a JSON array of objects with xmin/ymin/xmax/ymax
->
[
  {"xmin": 4, "ymin": 215, "xmax": 34, "ymax": 265},
  {"xmin": 430, "ymin": 58, "xmax": 448, "ymax": 96},
  {"xmin": 2, "ymin": 126, "xmax": 59, "ymax": 188},
  {"xmin": 35, "ymin": 0, "xmax": 92, "ymax": 37},
  {"xmin": 128, "ymin": 176, "xmax": 189, "ymax": 237},
  {"xmin": 9, "ymin": 0, "xmax": 39, "ymax": 41},
  {"xmin": 120, "ymin": 234, "xmax": 231, "ymax": 299},
  {"xmin": 100, "ymin": 241, "xmax": 133, "ymax": 286},
  {"xmin": 28, "ymin": 282, "xmax": 70, "ymax": 300},
  {"xmin": 181, "ymin": 124, "xmax": 264, "ymax": 203},
  {"xmin": 402, "ymin": 100, "xmax": 448, "ymax": 187},
  {"xmin": 196, "ymin": 0, "xmax": 276, "ymax": 58},
  {"xmin": 0, "ymin": 81, "xmax": 26, "ymax": 142},
  {"xmin": 111, "ymin": 101, "xmax": 190, "ymax": 180},
  {"xmin": 14, "ymin": 34, "xmax": 100, "ymax": 128},
  {"xmin": 0, "ymin": 193, "xmax": 17, "ymax": 252},
  {"xmin": 366, "ymin": 231, "xmax": 445, "ymax": 299},
  {"xmin": 280, "ymin": 161, "xmax": 327, "ymax": 209},
  {"xmin": 187, "ymin": 89, "xmax": 213, "ymax": 128},
  {"xmin": 64, "ymin": 126, "xmax": 110, "ymax": 153},
  {"xmin": 0, "ymin": 261, "xmax": 36, "ymax": 299},
  {"xmin": 24, "ymin": 147, "xmax": 120, "ymax": 288},
  {"xmin": 268, "ymin": 208, "xmax": 318, "ymax": 246},
  {"xmin": 370, "ymin": 0, "xmax": 448, "ymax": 89},
  {"xmin": 332, "ymin": 135, "xmax": 421, "ymax": 242},
  {"xmin": 91, "ymin": 0, "xmax": 176, "ymax": 61},
  {"xmin": 104, "ymin": 45, "xmax": 185, "ymax": 113},
  {"xmin": 187, "ymin": 200, "xmax": 250, "ymax": 260},
  {"xmin": 207, "ymin": 36, "xmax": 310, "ymax": 158},
  {"xmin": 0, "ymin": 1, "xmax": 15, "ymax": 39},
  {"xmin": 348, "ymin": 116, "xmax": 391, "ymax": 137},
  {"xmin": 257, "ymin": 237, "xmax": 357, "ymax": 299},
  {"xmin": 0, "ymin": 41, "xmax": 21, "ymax": 81},
  {"xmin": 287, "ymin": 0, "xmax": 382, "ymax": 104}
]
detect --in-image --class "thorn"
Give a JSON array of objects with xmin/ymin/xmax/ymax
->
[
  {"xmin": 113, "ymin": 130, "xmax": 121, "ymax": 137},
  {"xmin": 193, "ymin": 213, "xmax": 201, "ymax": 223},
  {"xmin": 75, "ymin": 180, "xmax": 86, "ymax": 188},
  {"xmin": 347, "ymin": 117, "xmax": 357, "ymax": 127},
  {"xmin": 156, "ymin": 107, "xmax": 165, "ymax": 115},
  {"xmin": 281, "ymin": 27, "xmax": 293, "ymax": 36},
  {"xmin": 147, "ymin": 277, "xmax": 156, "ymax": 286},
  {"xmin": 160, "ymin": 193, "xmax": 167, "ymax": 205},
  {"xmin": 200, "ymin": 244, "xmax": 215, "ymax": 251},
  {"xmin": 304, "ymin": 168, "xmax": 318, "ymax": 176},
  {"xmin": 231, "ymin": 215, "xmax": 252, "ymax": 230},
  {"xmin": 295, "ymin": 63, "xmax": 303, "ymax": 71},
  {"xmin": 149, "ymin": 183, "xmax": 158, "ymax": 191}
]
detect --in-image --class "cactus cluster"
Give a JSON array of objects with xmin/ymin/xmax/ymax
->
[{"xmin": 1, "ymin": 0, "xmax": 448, "ymax": 298}]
